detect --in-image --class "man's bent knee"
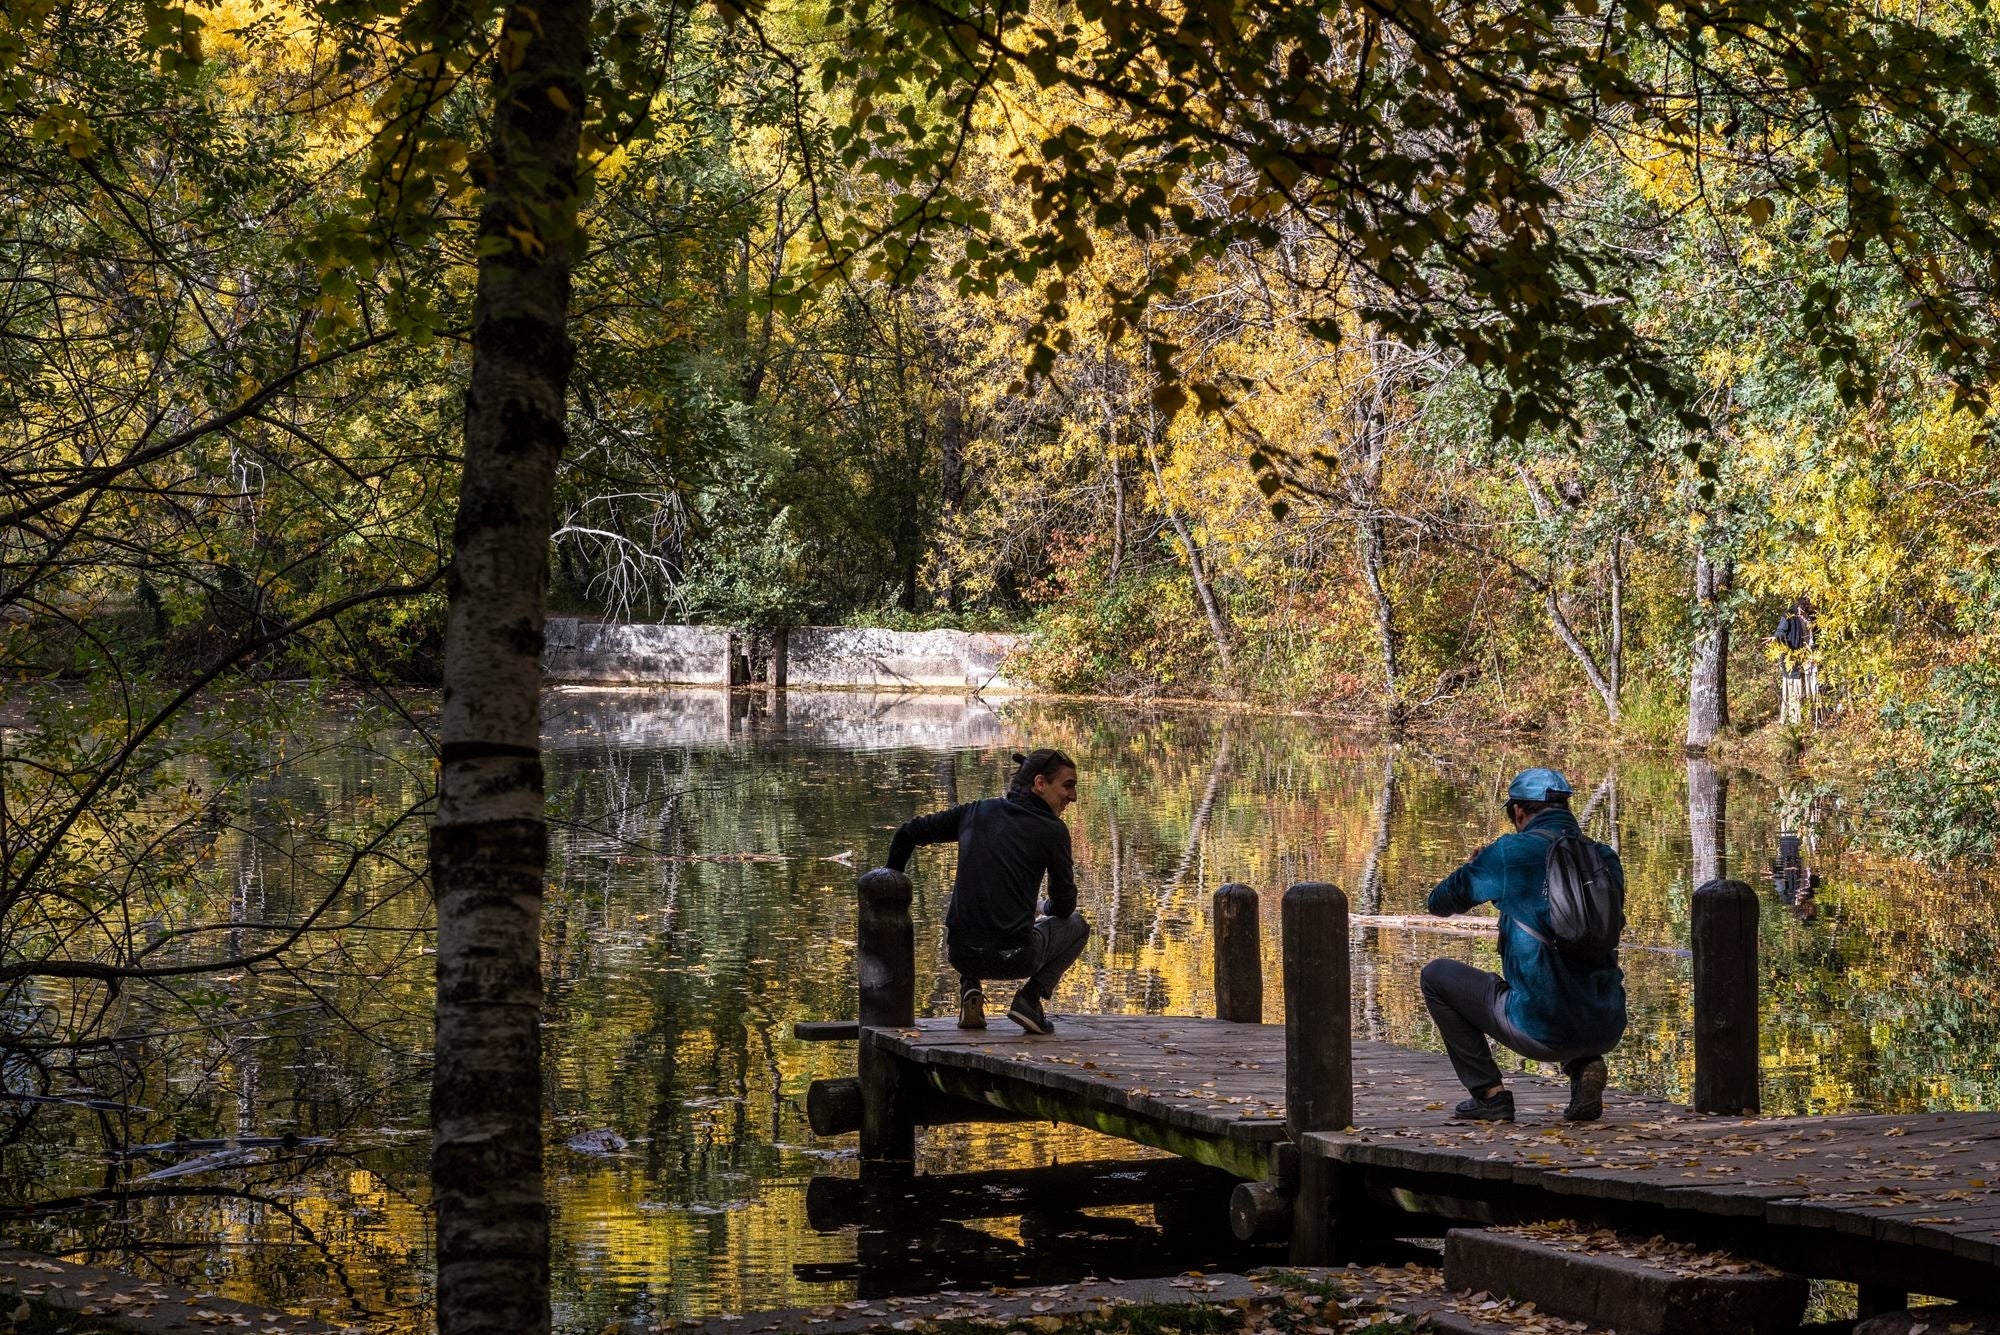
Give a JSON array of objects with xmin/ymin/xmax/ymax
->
[{"xmin": 1420, "ymin": 958, "xmax": 1451, "ymax": 999}]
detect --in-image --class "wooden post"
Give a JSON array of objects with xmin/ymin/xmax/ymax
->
[
  {"xmin": 857, "ymin": 868, "xmax": 916, "ymax": 1163},
  {"xmin": 1692, "ymin": 878, "xmax": 1760, "ymax": 1116},
  {"xmin": 1283, "ymin": 881, "xmax": 1351, "ymax": 1264},
  {"xmin": 1228, "ymin": 1178, "xmax": 1292, "ymax": 1242},
  {"xmin": 1213, "ymin": 883, "xmax": 1262, "ymax": 1022}
]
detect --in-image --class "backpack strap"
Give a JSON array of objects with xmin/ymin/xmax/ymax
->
[
  {"xmin": 1511, "ymin": 824, "xmax": 1565, "ymax": 946},
  {"xmin": 1511, "ymin": 915, "xmax": 1556, "ymax": 947}
]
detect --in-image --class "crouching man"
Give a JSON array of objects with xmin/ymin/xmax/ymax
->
[
  {"xmin": 885, "ymin": 748, "xmax": 1089, "ymax": 1036},
  {"xmin": 1422, "ymin": 767, "xmax": 1625, "ymax": 1123}
]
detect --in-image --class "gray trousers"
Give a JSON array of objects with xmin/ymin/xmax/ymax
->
[
  {"xmin": 953, "ymin": 912, "xmax": 1090, "ymax": 999},
  {"xmin": 1420, "ymin": 958, "xmax": 1600, "ymax": 1093}
]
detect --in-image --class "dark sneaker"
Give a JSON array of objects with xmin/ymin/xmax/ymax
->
[
  {"xmin": 1007, "ymin": 991, "xmax": 1055, "ymax": 1035},
  {"xmin": 1451, "ymin": 1089, "xmax": 1515, "ymax": 1122},
  {"xmin": 958, "ymin": 987, "xmax": 987, "ymax": 1030},
  {"xmin": 1565, "ymin": 1056, "xmax": 1608, "ymax": 1122}
]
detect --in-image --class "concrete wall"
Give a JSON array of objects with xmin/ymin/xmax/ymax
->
[
  {"xmin": 543, "ymin": 618, "xmax": 1025, "ymax": 693},
  {"xmin": 784, "ymin": 626, "xmax": 1021, "ymax": 692},
  {"xmin": 544, "ymin": 619, "xmax": 729, "ymax": 685}
]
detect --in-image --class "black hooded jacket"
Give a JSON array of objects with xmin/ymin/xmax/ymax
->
[{"xmin": 886, "ymin": 791, "xmax": 1077, "ymax": 957}]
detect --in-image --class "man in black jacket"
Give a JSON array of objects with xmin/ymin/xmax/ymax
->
[{"xmin": 886, "ymin": 748, "xmax": 1089, "ymax": 1035}]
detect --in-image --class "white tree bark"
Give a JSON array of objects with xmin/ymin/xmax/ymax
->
[
  {"xmin": 1686, "ymin": 548, "xmax": 1733, "ymax": 752},
  {"xmin": 430, "ymin": 2, "xmax": 589, "ymax": 1331}
]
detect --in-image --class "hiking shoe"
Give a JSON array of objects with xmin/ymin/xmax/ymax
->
[
  {"xmin": 1006, "ymin": 991, "xmax": 1055, "ymax": 1036},
  {"xmin": 1565, "ymin": 1056, "xmax": 1608, "ymax": 1122},
  {"xmin": 957, "ymin": 987, "xmax": 987, "ymax": 1030},
  {"xmin": 1451, "ymin": 1089, "xmax": 1515, "ymax": 1122}
]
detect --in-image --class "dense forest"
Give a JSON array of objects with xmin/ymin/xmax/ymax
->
[
  {"xmin": 6, "ymin": 0, "xmax": 2000, "ymax": 1329},
  {"xmin": 2, "ymin": 0, "xmax": 1996, "ymax": 756}
]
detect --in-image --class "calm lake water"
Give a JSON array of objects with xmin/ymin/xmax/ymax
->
[{"xmin": 4, "ymin": 687, "xmax": 1997, "ymax": 1330}]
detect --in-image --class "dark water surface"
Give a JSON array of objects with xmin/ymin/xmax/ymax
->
[{"xmin": 4, "ymin": 688, "xmax": 1997, "ymax": 1330}]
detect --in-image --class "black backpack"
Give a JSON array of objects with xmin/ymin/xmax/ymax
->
[{"xmin": 1519, "ymin": 826, "xmax": 1625, "ymax": 963}]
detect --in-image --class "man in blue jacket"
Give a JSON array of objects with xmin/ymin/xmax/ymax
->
[{"xmin": 1422, "ymin": 768, "xmax": 1625, "ymax": 1123}]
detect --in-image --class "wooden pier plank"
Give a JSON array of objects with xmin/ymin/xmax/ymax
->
[{"xmin": 856, "ymin": 1013, "xmax": 2000, "ymax": 1294}]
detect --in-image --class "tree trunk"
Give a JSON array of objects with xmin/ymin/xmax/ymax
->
[
  {"xmin": 1355, "ymin": 514, "xmax": 1403, "ymax": 725},
  {"xmin": 1147, "ymin": 449, "xmax": 1233, "ymax": 674},
  {"xmin": 1514, "ymin": 464, "xmax": 1618, "ymax": 723},
  {"xmin": 1346, "ymin": 395, "xmax": 1404, "ymax": 725},
  {"xmin": 1608, "ymin": 535, "xmax": 1624, "ymax": 705},
  {"xmin": 1687, "ymin": 549, "xmax": 1733, "ymax": 752},
  {"xmin": 1545, "ymin": 588, "xmax": 1621, "ymax": 723},
  {"xmin": 430, "ymin": 3, "xmax": 589, "ymax": 1333},
  {"xmin": 1108, "ymin": 452, "xmax": 1126, "ymax": 586},
  {"xmin": 938, "ymin": 394, "xmax": 965, "ymax": 611}
]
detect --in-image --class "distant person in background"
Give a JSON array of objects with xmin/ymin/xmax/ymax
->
[
  {"xmin": 885, "ymin": 748, "xmax": 1088, "ymax": 1035},
  {"xmin": 1773, "ymin": 597, "xmax": 1814, "ymax": 657},
  {"xmin": 1420, "ymin": 768, "xmax": 1627, "ymax": 1123},
  {"xmin": 1771, "ymin": 598, "xmax": 1818, "ymax": 723}
]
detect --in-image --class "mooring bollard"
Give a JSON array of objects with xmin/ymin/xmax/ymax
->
[
  {"xmin": 1692, "ymin": 878, "xmax": 1760, "ymax": 1116},
  {"xmin": 1282, "ymin": 881, "xmax": 1351, "ymax": 1264},
  {"xmin": 857, "ymin": 868, "xmax": 916, "ymax": 1163},
  {"xmin": 1213, "ymin": 883, "xmax": 1263, "ymax": 1023}
]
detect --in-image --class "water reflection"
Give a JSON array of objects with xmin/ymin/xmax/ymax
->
[{"xmin": 5, "ymin": 688, "xmax": 1999, "ymax": 1332}]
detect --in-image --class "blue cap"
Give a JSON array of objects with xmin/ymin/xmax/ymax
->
[{"xmin": 1505, "ymin": 767, "xmax": 1574, "ymax": 803}]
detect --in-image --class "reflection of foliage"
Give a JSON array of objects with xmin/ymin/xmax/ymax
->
[
  {"xmin": 1875, "ymin": 659, "xmax": 2000, "ymax": 865},
  {"xmin": 1, "ymin": 695, "xmax": 435, "ymax": 1319}
]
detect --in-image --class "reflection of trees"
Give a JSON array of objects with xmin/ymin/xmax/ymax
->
[
  {"xmin": 1578, "ymin": 771, "xmax": 1618, "ymax": 854},
  {"xmin": 3, "ymin": 703, "xmax": 437, "ymax": 1321},
  {"xmin": 1356, "ymin": 753, "xmax": 1397, "ymax": 1040},
  {"xmin": 1356, "ymin": 752, "xmax": 1397, "ymax": 917},
  {"xmin": 1687, "ymin": 757, "xmax": 1727, "ymax": 885}
]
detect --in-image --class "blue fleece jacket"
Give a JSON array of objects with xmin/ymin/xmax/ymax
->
[{"xmin": 1426, "ymin": 808, "xmax": 1627, "ymax": 1051}]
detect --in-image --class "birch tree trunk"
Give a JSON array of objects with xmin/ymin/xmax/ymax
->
[
  {"xmin": 1108, "ymin": 452, "xmax": 1126, "ymax": 586},
  {"xmin": 1686, "ymin": 548, "xmax": 1733, "ymax": 753},
  {"xmin": 1340, "ymin": 369, "xmax": 1404, "ymax": 724},
  {"xmin": 1146, "ymin": 449, "xmax": 1234, "ymax": 674},
  {"xmin": 429, "ymin": 3, "xmax": 589, "ymax": 1332},
  {"xmin": 1608, "ymin": 536, "xmax": 1624, "ymax": 706},
  {"xmin": 1355, "ymin": 513, "xmax": 1403, "ymax": 724},
  {"xmin": 1514, "ymin": 465, "xmax": 1618, "ymax": 723}
]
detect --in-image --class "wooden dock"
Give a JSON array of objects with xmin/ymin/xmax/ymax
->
[
  {"xmin": 812, "ymin": 871, "xmax": 2000, "ymax": 1310},
  {"xmin": 851, "ymin": 1016, "xmax": 2000, "ymax": 1302}
]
